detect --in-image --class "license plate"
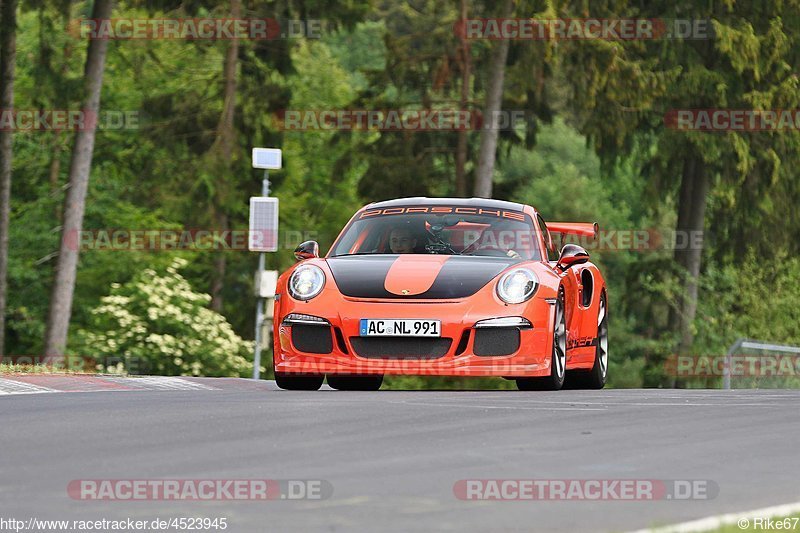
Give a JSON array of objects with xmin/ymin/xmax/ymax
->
[{"xmin": 359, "ymin": 319, "xmax": 441, "ymax": 337}]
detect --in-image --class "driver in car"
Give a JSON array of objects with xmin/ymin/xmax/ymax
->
[{"xmin": 389, "ymin": 226, "xmax": 418, "ymax": 254}]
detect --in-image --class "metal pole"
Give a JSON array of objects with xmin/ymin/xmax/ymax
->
[
  {"xmin": 252, "ymin": 170, "xmax": 270, "ymax": 379},
  {"xmin": 723, "ymin": 338, "xmax": 743, "ymax": 390}
]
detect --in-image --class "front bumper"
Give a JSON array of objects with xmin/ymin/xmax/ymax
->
[{"xmin": 273, "ymin": 295, "xmax": 555, "ymax": 377}]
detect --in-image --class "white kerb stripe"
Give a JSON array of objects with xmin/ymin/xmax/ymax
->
[
  {"xmin": 0, "ymin": 378, "xmax": 58, "ymax": 395},
  {"xmin": 101, "ymin": 376, "xmax": 217, "ymax": 391},
  {"xmin": 627, "ymin": 500, "xmax": 800, "ymax": 533}
]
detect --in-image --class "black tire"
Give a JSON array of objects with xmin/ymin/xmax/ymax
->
[
  {"xmin": 275, "ymin": 372, "xmax": 324, "ymax": 391},
  {"xmin": 516, "ymin": 287, "xmax": 566, "ymax": 391},
  {"xmin": 566, "ymin": 291, "xmax": 608, "ymax": 389},
  {"xmin": 327, "ymin": 374, "xmax": 384, "ymax": 391}
]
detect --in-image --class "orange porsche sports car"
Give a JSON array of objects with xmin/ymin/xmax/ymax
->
[{"xmin": 272, "ymin": 197, "xmax": 607, "ymax": 391}]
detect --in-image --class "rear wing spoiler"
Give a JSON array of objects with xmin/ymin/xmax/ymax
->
[{"xmin": 546, "ymin": 222, "xmax": 599, "ymax": 239}]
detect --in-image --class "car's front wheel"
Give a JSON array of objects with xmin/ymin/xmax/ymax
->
[
  {"xmin": 327, "ymin": 374, "xmax": 384, "ymax": 391},
  {"xmin": 516, "ymin": 287, "xmax": 566, "ymax": 391},
  {"xmin": 275, "ymin": 372, "xmax": 324, "ymax": 391}
]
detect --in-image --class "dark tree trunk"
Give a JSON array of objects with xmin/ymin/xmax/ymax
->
[
  {"xmin": 668, "ymin": 157, "xmax": 696, "ymax": 334},
  {"xmin": 670, "ymin": 155, "xmax": 709, "ymax": 380},
  {"xmin": 210, "ymin": 212, "xmax": 228, "ymax": 313},
  {"xmin": 0, "ymin": 0, "xmax": 18, "ymax": 356},
  {"xmin": 209, "ymin": 0, "xmax": 240, "ymax": 312},
  {"xmin": 473, "ymin": 0, "xmax": 514, "ymax": 198},
  {"xmin": 678, "ymin": 162, "xmax": 709, "ymax": 353},
  {"xmin": 44, "ymin": 0, "xmax": 113, "ymax": 361},
  {"xmin": 48, "ymin": 4, "xmax": 73, "ymax": 202},
  {"xmin": 216, "ymin": 0, "xmax": 239, "ymax": 160},
  {"xmin": 454, "ymin": 0, "xmax": 471, "ymax": 197}
]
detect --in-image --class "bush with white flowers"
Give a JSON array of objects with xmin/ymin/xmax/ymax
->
[{"xmin": 78, "ymin": 258, "xmax": 253, "ymax": 377}]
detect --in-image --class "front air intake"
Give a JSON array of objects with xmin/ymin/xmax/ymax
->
[
  {"xmin": 473, "ymin": 328, "xmax": 520, "ymax": 356},
  {"xmin": 291, "ymin": 325, "xmax": 333, "ymax": 354},
  {"xmin": 349, "ymin": 337, "xmax": 452, "ymax": 359}
]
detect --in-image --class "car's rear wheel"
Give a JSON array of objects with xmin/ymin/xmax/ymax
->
[
  {"xmin": 516, "ymin": 287, "xmax": 566, "ymax": 391},
  {"xmin": 327, "ymin": 374, "xmax": 384, "ymax": 391},
  {"xmin": 566, "ymin": 291, "xmax": 608, "ymax": 389},
  {"xmin": 275, "ymin": 372, "xmax": 324, "ymax": 391},
  {"xmin": 586, "ymin": 292, "xmax": 609, "ymax": 388}
]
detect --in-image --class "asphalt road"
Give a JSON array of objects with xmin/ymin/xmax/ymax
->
[{"xmin": 2, "ymin": 383, "xmax": 799, "ymax": 532}]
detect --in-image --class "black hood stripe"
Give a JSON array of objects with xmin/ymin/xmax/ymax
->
[{"xmin": 326, "ymin": 256, "xmax": 515, "ymax": 299}]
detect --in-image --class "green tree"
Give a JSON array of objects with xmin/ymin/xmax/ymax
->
[
  {"xmin": 0, "ymin": 0, "xmax": 18, "ymax": 355},
  {"xmin": 558, "ymin": 0, "xmax": 800, "ymax": 379},
  {"xmin": 44, "ymin": 0, "xmax": 114, "ymax": 362},
  {"xmin": 76, "ymin": 258, "xmax": 254, "ymax": 376}
]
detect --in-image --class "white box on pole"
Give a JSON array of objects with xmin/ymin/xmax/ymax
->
[
  {"xmin": 252, "ymin": 148, "xmax": 282, "ymax": 169},
  {"xmin": 256, "ymin": 270, "xmax": 279, "ymax": 299},
  {"xmin": 249, "ymin": 197, "xmax": 279, "ymax": 252}
]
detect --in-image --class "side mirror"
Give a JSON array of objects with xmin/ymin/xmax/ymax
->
[
  {"xmin": 294, "ymin": 240, "xmax": 319, "ymax": 261},
  {"xmin": 557, "ymin": 244, "xmax": 589, "ymax": 270}
]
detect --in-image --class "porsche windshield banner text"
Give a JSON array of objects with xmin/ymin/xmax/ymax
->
[{"xmin": 358, "ymin": 205, "xmax": 526, "ymax": 221}]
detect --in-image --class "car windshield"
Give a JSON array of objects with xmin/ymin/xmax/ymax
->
[{"xmin": 329, "ymin": 208, "xmax": 542, "ymax": 260}]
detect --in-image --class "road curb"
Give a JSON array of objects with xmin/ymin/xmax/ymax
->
[{"xmin": 0, "ymin": 375, "xmax": 280, "ymax": 395}]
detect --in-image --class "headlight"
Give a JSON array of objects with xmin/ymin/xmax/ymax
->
[
  {"xmin": 496, "ymin": 268, "xmax": 538, "ymax": 304},
  {"xmin": 288, "ymin": 265, "xmax": 325, "ymax": 301}
]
